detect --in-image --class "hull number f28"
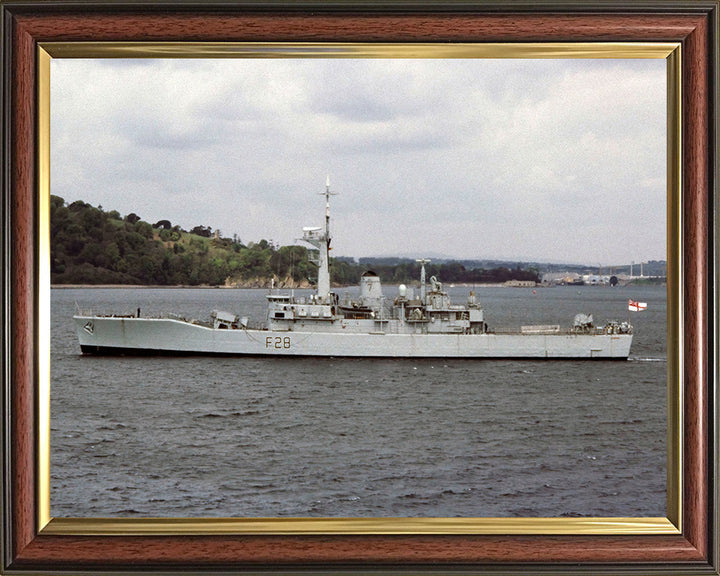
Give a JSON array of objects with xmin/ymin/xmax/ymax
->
[{"xmin": 266, "ymin": 336, "xmax": 291, "ymax": 349}]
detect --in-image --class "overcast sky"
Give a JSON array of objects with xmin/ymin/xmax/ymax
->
[{"xmin": 51, "ymin": 57, "xmax": 666, "ymax": 265}]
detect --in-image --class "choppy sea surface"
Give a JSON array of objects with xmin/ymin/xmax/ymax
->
[{"xmin": 51, "ymin": 284, "xmax": 667, "ymax": 518}]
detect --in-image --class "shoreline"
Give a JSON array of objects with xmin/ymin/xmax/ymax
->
[
  {"xmin": 52, "ymin": 284, "xmax": 240, "ymax": 289},
  {"xmin": 51, "ymin": 282, "xmax": 510, "ymax": 290},
  {"xmin": 51, "ymin": 281, "xmax": 662, "ymax": 290},
  {"xmin": 50, "ymin": 283, "xmax": 550, "ymax": 290}
]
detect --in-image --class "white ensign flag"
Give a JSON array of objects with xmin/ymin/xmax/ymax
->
[{"xmin": 628, "ymin": 299, "xmax": 647, "ymax": 312}]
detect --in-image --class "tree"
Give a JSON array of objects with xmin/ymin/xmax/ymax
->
[
  {"xmin": 134, "ymin": 221, "xmax": 154, "ymax": 239},
  {"xmin": 68, "ymin": 200, "xmax": 89, "ymax": 212},
  {"xmin": 190, "ymin": 225, "xmax": 212, "ymax": 238},
  {"xmin": 104, "ymin": 242, "xmax": 121, "ymax": 268}
]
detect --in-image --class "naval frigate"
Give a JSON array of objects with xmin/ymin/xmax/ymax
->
[{"xmin": 74, "ymin": 180, "xmax": 633, "ymax": 359}]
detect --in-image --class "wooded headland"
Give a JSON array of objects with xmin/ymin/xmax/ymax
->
[{"xmin": 49, "ymin": 195, "xmax": 544, "ymax": 287}]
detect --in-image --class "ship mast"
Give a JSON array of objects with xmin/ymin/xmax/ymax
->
[
  {"xmin": 302, "ymin": 176, "xmax": 336, "ymax": 303},
  {"xmin": 416, "ymin": 258, "xmax": 430, "ymax": 304}
]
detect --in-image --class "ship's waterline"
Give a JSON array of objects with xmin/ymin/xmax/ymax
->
[
  {"xmin": 72, "ymin": 184, "xmax": 633, "ymax": 359},
  {"xmin": 76, "ymin": 316, "xmax": 632, "ymax": 359}
]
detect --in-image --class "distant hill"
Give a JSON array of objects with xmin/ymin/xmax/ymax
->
[{"xmin": 359, "ymin": 256, "xmax": 667, "ymax": 277}]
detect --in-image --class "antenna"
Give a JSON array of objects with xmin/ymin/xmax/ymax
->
[{"xmin": 321, "ymin": 175, "xmax": 338, "ymax": 241}]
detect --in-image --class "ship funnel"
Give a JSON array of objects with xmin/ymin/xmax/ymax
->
[
  {"xmin": 359, "ymin": 270, "xmax": 384, "ymax": 309},
  {"xmin": 360, "ymin": 271, "xmax": 383, "ymax": 300}
]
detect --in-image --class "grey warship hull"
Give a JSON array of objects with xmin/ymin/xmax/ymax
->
[{"xmin": 74, "ymin": 314, "xmax": 632, "ymax": 359}]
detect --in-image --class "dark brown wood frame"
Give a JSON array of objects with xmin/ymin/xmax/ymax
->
[{"xmin": 2, "ymin": 1, "xmax": 717, "ymax": 573}]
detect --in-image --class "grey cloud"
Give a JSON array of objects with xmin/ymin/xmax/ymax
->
[{"xmin": 51, "ymin": 57, "xmax": 667, "ymax": 264}]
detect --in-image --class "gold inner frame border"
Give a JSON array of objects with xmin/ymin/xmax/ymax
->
[{"xmin": 37, "ymin": 41, "xmax": 682, "ymax": 537}]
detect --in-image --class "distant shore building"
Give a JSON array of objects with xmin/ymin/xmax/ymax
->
[
  {"xmin": 541, "ymin": 272, "xmax": 584, "ymax": 286},
  {"xmin": 541, "ymin": 272, "xmax": 642, "ymax": 287},
  {"xmin": 503, "ymin": 279, "xmax": 537, "ymax": 288},
  {"xmin": 582, "ymin": 274, "xmax": 611, "ymax": 285}
]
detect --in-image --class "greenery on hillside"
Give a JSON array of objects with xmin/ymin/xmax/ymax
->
[{"xmin": 50, "ymin": 196, "xmax": 540, "ymax": 286}]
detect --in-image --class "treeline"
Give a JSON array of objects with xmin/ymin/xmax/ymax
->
[
  {"xmin": 50, "ymin": 196, "xmax": 315, "ymax": 286},
  {"xmin": 366, "ymin": 261, "xmax": 539, "ymax": 285},
  {"xmin": 50, "ymin": 196, "xmax": 539, "ymax": 286}
]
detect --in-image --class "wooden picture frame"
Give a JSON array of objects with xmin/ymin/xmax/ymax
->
[{"xmin": 2, "ymin": 1, "xmax": 717, "ymax": 573}]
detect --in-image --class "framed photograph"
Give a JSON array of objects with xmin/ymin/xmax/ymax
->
[{"xmin": 2, "ymin": 1, "xmax": 717, "ymax": 574}]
